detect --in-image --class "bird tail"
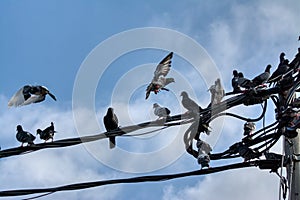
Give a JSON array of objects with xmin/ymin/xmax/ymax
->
[
  {"xmin": 109, "ymin": 136, "xmax": 116, "ymax": 149},
  {"xmin": 48, "ymin": 92, "xmax": 57, "ymax": 101}
]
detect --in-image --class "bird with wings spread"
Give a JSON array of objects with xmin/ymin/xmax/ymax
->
[
  {"xmin": 145, "ymin": 52, "xmax": 174, "ymax": 99},
  {"xmin": 8, "ymin": 85, "xmax": 56, "ymax": 107}
]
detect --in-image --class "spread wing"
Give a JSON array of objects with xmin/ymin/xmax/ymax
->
[
  {"xmin": 153, "ymin": 52, "xmax": 173, "ymax": 80},
  {"xmin": 8, "ymin": 87, "xmax": 25, "ymax": 107}
]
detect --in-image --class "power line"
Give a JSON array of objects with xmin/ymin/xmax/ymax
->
[{"xmin": 0, "ymin": 160, "xmax": 281, "ymax": 199}]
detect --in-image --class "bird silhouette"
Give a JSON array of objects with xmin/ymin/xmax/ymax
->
[
  {"xmin": 8, "ymin": 85, "xmax": 56, "ymax": 107},
  {"xmin": 208, "ymin": 78, "xmax": 225, "ymax": 105},
  {"xmin": 145, "ymin": 52, "xmax": 174, "ymax": 99},
  {"xmin": 251, "ymin": 64, "xmax": 272, "ymax": 87},
  {"xmin": 268, "ymin": 56, "xmax": 290, "ymax": 85},
  {"xmin": 16, "ymin": 125, "xmax": 36, "ymax": 147},
  {"xmin": 153, "ymin": 103, "xmax": 171, "ymax": 119},
  {"xmin": 103, "ymin": 107, "xmax": 119, "ymax": 149},
  {"xmin": 237, "ymin": 72, "xmax": 252, "ymax": 89},
  {"xmin": 231, "ymin": 70, "xmax": 241, "ymax": 93},
  {"xmin": 36, "ymin": 122, "xmax": 56, "ymax": 142},
  {"xmin": 180, "ymin": 91, "xmax": 202, "ymax": 116}
]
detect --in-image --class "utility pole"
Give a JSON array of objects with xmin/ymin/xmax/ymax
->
[{"xmin": 286, "ymin": 134, "xmax": 300, "ymax": 200}]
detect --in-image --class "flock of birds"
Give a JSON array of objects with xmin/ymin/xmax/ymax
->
[{"xmin": 5, "ymin": 50, "xmax": 294, "ymax": 168}]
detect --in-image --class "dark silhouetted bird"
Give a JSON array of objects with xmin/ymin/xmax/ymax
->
[
  {"xmin": 237, "ymin": 72, "xmax": 252, "ymax": 89},
  {"xmin": 153, "ymin": 103, "xmax": 170, "ymax": 119},
  {"xmin": 8, "ymin": 85, "xmax": 56, "ymax": 107},
  {"xmin": 36, "ymin": 122, "xmax": 56, "ymax": 142},
  {"xmin": 251, "ymin": 64, "xmax": 272, "ymax": 87},
  {"xmin": 181, "ymin": 91, "xmax": 202, "ymax": 115},
  {"xmin": 208, "ymin": 78, "xmax": 225, "ymax": 105},
  {"xmin": 16, "ymin": 125, "xmax": 36, "ymax": 147},
  {"xmin": 103, "ymin": 107, "xmax": 119, "ymax": 149},
  {"xmin": 268, "ymin": 59, "xmax": 290, "ymax": 85},
  {"xmin": 231, "ymin": 70, "xmax": 241, "ymax": 93},
  {"xmin": 145, "ymin": 52, "xmax": 174, "ymax": 99}
]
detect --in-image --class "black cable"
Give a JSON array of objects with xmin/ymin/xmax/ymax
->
[
  {"xmin": 0, "ymin": 115, "xmax": 193, "ymax": 159},
  {"xmin": 0, "ymin": 160, "xmax": 277, "ymax": 198}
]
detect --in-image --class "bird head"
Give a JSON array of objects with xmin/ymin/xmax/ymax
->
[
  {"xmin": 51, "ymin": 122, "xmax": 54, "ymax": 126},
  {"xmin": 266, "ymin": 64, "xmax": 272, "ymax": 72},
  {"xmin": 180, "ymin": 91, "xmax": 188, "ymax": 97},
  {"xmin": 16, "ymin": 125, "xmax": 23, "ymax": 131},
  {"xmin": 233, "ymin": 70, "xmax": 238, "ymax": 76},
  {"xmin": 238, "ymin": 72, "xmax": 244, "ymax": 78},
  {"xmin": 107, "ymin": 107, "xmax": 114, "ymax": 116},
  {"xmin": 153, "ymin": 103, "xmax": 159, "ymax": 108},
  {"xmin": 36, "ymin": 129, "xmax": 42, "ymax": 135}
]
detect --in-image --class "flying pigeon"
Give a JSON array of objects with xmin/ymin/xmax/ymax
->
[
  {"xmin": 237, "ymin": 72, "xmax": 252, "ymax": 89},
  {"xmin": 16, "ymin": 125, "xmax": 36, "ymax": 147},
  {"xmin": 8, "ymin": 85, "xmax": 56, "ymax": 107},
  {"xmin": 153, "ymin": 103, "xmax": 171, "ymax": 119},
  {"xmin": 36, "ymin": 122, "xmax": 56, "ymax": 142},
  {"xmin": 208, "ymin": 78, "xmax": 225, "ymax": 105},
  {"xmin": 180, "ymin": 91, "xmax": 202, "ymax": 116},
  {"xmin": 103, "ymin": 107, "xmax": 119, "ymax": 149},
  {"xmin": 197, "ymin": 140, "xmax": 212, "ymax": 169},
  {"xmin": 145, "ymin": 52, "xmax": 174, "ymax": 99},
  {"xmin": 231, "ymin": 70, "xmax": 241, "ymax": 93},
  {"xmin": 251, "ymin": 64, "xmax": 272, "ymax": 87}
]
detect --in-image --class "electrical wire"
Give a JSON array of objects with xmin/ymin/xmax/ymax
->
[{"xmin": 0, "ymin": 160, "xmax": 280, "ymax": 199}]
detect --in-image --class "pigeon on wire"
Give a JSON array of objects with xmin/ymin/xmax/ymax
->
[
  {"xmin": 145, "ymin": 52, "xmax": 174, "ymax": 99},
  {"xmin": 36, "ymin": 122, "xmax": 56, "ymax": 142},
  {"xmin": 268, "ymin": 53, "xmax": 290, "ymax": 85},
  {"xmin": 103, "ymin": 107, "xmax": 120, "ymax": 149},
  {"xmin": 8, "ymin": 85, "xmax": 56, "ymax": 107},
  {"xmin": 197, "ymin": 140, "xmax": 212, "ymax": 169},
  {"xmin": 153, "ymin": 103, "xmax": 171, "ymax": 120},
  {"xmin": 180, "ymin": 91, "xmax": 203, "ymax": 116},
  {"xmin": 231, "ymin": 70, "xmax": 241, "ymax": 93},
  {"xmin": 208, "ymin": 78, "xmax": 225, "ymax": 105},
  {"xmin": 251, "ymin": 64, "xmax": 272, "ymax": 87},
  {"xmin": 16, "ymin": 125, "xmax": 36, "ymax": 147},
  {"xmin": 237, "ymin": 72, "xmax": 252, "ymax": 89}
]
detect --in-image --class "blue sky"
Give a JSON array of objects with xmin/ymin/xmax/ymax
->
[{"xmin": 0, "ymin": 0, "xmax": 300, "ymax": 199}]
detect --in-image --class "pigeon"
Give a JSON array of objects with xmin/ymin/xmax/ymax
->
[
  {"xmin": 145, "ymin": 52, "xmax": 174, "ymax": 99},
  {"xmin": 208, "ymin": 78, "xmax": 225, "ymax": 105},
  {"xmin": 103, "ymin": 107, "xmax": 119, "ymax": 149},
  {"xmin": 180, "ymin": 91, "xmax": 202, "ymax": 115},
  {"xmin": 237, "ymin": 72, "xmax": 252, "ymax": 89},
  {"xmin": 197, "ymin": 140, "xmax": 212, "ymax": 169},
  {"xmin": 36, "ymin": 122, "xmax": 56, "ymax": 142},
  {"xmin": 153, "ymin": 103, "xmax": 171, "ymax": 119},
  {"xmin": 231, "ymin": 70, "xmax": 241, "ymax": 93},
  {"xmin": 268, "ymin": 59, "xmax": 290, "ymax": 85},
  {"xmin": 251, "ymin": 64, "xmax": 272, "ymax": 87},
  {"xmin": 16, "ymin": 125, "xmax": 36, "ymax": 147},
  {"xmin": 8, "ymin": 85, "xmax": 56, "ymax": 107}
]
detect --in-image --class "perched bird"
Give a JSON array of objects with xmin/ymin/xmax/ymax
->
[
  {"xmin": 197, "ymin": 140, "xmax": 212, "ymax": 169},
  {"xmin": 8, "ymin": 85, "xmax": 56, "ymax": 107},
  {"xmin": 251, "ymin": 64, "xmax": 272, "ymax": 87},
  {"xmin": 180, "ymin": 91, "xmax": 202, "ymax": 115},
  {"xmin": 208, "ymin": 78, "xmax": 225, "ymax": 105},
  {"xmin": 103, "ymin": 107, "xmax": 119, "ymax": 149},
  {"xmin": 36, "ymin": 122, "xmax": 56, "ymax": 142},
  {"xmin": 145, "ymin": 52, "xmax": 174, "ymax": 99},
  {"xmin": 16, "ymin": 125, "xmax": 36, "ymax": 147},
  {"xmin": 153, "ymin": 103, "xmax": 171, "ymax": 119},
  {"xmin": 231, "ymin": 70, "xmax": 241, "ymax": 93},
  {"xmin": 268, "ymin": 58, "xmax": 290, "ymax": 85},
  {"xmin": 237, "ymin": 72, "xmax": 252, "ymax": 89}
]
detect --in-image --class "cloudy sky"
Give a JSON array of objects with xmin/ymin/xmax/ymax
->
[{"xmin": 0, "ymin": 0, "xmax": 299, "ymax": 199}]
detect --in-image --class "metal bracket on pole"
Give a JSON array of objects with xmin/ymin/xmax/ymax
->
[{"xmin": 293, "ymin": 154, "xmax": 300, "ymax": 162}]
